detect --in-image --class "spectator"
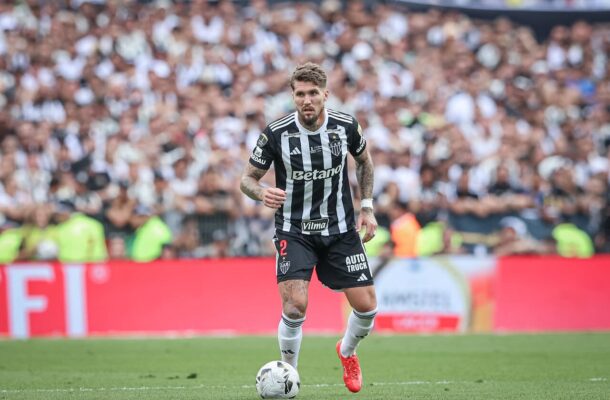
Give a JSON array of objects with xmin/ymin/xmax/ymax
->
[
  {"xmin": 103, "ymin": 180, "xmax": 136, "ymax": 240},
  {"xmin": 449, "ymin": 168, "xmax": 489, "ymax": 218},
  {"xmin": 492, "ymin": 216, "xmax": 553, "ymax": 256},
  {"xmin": 107, "ymin": 234, "xmax": 128, "ymax": 260},
  {"xmin": 72, "ymin": 171, "xmax": 104, "ymax": 219},
  {"xmin": 0, "ymin": 220, "xmax": 23, "ymax": 263},
  {"xmin": 52, "ymin": 200, "xmax": 108, "ymax": 263},
  {"xmin": 20, "ymin": 204, "xmax": 57, "ymax": 260},
  {"xmin": 390, "ymin": 202, "xmax": 421, "ymax": 257},
  {"xmin": 597, "ymin": 192, "xmax": 610, "ymax": 252},
  {"xmin": 411, "ymin": 164, "xmax": 448, "ymax": 227},
  {"xmin": 172, "ymin": 215, "xmax": 203, "ymax": 258},
  {"xmin": 193, "ymin": 167, "xmax": 238, "ymax": 257},
  {"xmin": 541, "ymin": 165, "xmax": 582, "ymax": 225},
  {"xmin": 552, "ymin": 222, "xmax": 595, "ymax": 258},
  {"xmin": 129, "ymin": 203, "xmax": 172, "ymax": 262}
]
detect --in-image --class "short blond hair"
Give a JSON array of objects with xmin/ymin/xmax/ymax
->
[{"xmin": 290, "ymin": 62, "xmax": 327, "ymax": 90}]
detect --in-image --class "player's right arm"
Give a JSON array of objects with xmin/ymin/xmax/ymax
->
[{"xmin": 240, "ymin": 164, "xmax": 286, "ymax": 209}]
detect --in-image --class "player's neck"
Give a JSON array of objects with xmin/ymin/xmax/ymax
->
[{"xmin": 298, "ymin": 109, "xmax": 326, "ymax": 132}]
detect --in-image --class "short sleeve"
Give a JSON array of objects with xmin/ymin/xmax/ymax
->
[
  {"xmin": 249, "ymin": 127, "xmax": 275, "ymax": 170},
  {"xmin": 347, "ymin": 117, "xmax": 366, "ymax": 157}
]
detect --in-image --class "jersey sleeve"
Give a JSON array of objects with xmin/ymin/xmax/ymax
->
[
  {"xmin": 347, "ymin": 117, "xmax": 367, "ymax": 157},
  {"xmin": 248, "ymin": 127, "xmax": 275, "ymax": 170}
]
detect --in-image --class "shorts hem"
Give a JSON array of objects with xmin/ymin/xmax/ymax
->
[
  {"xmin": 277, "ymin": 275, "xmax": 312, "ymax": 284},
  {"xmin": 326, "ymin": 280, "xmax": 375, "ymax": 291}
]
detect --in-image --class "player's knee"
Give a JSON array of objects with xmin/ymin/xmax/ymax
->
[
  {"xmin": 353, "ymin": 300, "xmax": 377, "ymax": 314},
  {"xmin": 349, "ymin": 287, "xmax": 377, "ymax": 313},
  {"xmin": 282, "ymin": 301, "xmax": 307, "ymax": 320}
]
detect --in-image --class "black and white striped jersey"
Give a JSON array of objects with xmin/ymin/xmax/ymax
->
[{"xmin": 249, "ymin": 108, "xmax": 367, "ymax": 236}]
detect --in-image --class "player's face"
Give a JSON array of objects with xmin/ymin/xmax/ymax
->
[{"xmin": 292, "ymin": 80, "xmax": 328, "ymax": 129}]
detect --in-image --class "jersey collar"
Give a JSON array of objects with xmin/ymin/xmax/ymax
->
[{"xmin": 294, "ymin": 108, "xmax": 328, "ymax": 135}]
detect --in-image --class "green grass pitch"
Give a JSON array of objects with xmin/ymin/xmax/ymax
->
[{"xmin": 0, "ymin": 333, "xmax": 609, "ymax": 399}]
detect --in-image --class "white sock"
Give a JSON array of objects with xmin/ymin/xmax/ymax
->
[
  {"xmin": 278, "ymin": 313, "xmax": 305, "ymax": 368},
  {"xmin": 340, "ymin": 308, "xmax": 377, "ymax": 357}
]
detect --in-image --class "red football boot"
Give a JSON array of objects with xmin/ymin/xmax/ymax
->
[{"xmin": 336, "ymin": 340, "xmax": 362, "ymax": 393}]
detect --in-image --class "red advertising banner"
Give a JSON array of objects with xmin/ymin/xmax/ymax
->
[
  {"xmin": 494, "ymin": 256, "xmax": 610, "ymax": 331},
  {"xmin": 3, "ymin": 256, "xmax": 609, "ymax": 338},
  {"xmin": 375, "ymin": 314, "xmax": 460, "ymax": 332},
  {"xmin": 0, "ymin": 259, "xmax": 344, "ymax": 338}
]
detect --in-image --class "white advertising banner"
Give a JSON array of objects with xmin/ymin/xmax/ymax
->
[{"xmin": 371, "ymin": 256, "xmax": 496, "ymax": 333}]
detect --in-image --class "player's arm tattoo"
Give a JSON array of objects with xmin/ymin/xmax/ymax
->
[
  {"xmin": 240, "ymin": 163, "xmax": 268, "ymax": 201},
  {"xmin": 354, "ymin": 149, "xmax": 374, "ymax": 200}
]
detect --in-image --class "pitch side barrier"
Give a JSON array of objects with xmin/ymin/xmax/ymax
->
[{"xmin": 0, "ymin": 256, "xmax": 609, "ymax": 338}]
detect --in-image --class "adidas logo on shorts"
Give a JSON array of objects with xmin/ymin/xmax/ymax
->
[{"xmin": 357, "ymin": 273, "xmax": 368, "ymax": 281}]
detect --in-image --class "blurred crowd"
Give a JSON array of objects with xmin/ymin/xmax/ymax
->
[
  {"xmin": 407, "ymin": 0, "xmax": 610, "ymax": 9},
  {"xmin": 0, "ymin": 0, "xmax": 609, "ymax": 262}
]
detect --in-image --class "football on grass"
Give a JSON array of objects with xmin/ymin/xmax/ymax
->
[{"xmin": 255, "ymin": 360, "xmax": 300, "ymax": 399}]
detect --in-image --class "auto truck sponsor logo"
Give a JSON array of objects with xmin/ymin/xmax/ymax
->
[
  {"xmin": 291, "ymin": 164, "xmax": 343, "ymax": 181},
  {"xmin": 346, "ymin": 253, "xmax": 368, "ymax": 272},
  {"xmin": 301, "ymin": 218, "xmax": 329, "ymax": 232}
]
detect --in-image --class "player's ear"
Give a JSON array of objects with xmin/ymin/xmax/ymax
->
[{"xmin": 323, "ymin": 89, "xmax": 329, "ymax": 101}]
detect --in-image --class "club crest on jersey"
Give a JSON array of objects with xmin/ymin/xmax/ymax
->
[
  {"xmin": 330, "ymin": 139, "xmax": 342, "ymax": 156},
  {"xmin": 327, "ymin": 130, "xmax": 342, "ymax": 156},
  {"xmin": 279, "ymin": 260, "xmax": 291, "ymax": 274}
]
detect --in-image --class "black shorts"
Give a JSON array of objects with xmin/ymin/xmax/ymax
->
[{"xmin": 273, "ymin": 229, "xmax": 374, "ymax": 290}]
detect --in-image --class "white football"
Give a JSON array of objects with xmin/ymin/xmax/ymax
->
[{"xmin": 255, "ymin": 360, "xmax": 300, "ymax": 399}]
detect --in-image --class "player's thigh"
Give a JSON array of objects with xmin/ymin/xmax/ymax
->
[
  {"xmin": 317, "ymin": 230, "xmax": 374, "ymax": 291},
  {"xmin": 273, "ymin": 230, "xmax": 317, "ymax": 284}
]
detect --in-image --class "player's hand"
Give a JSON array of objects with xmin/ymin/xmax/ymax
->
[
  {"xmin": 357, "ymin": 208, "xmax": 378, "ymax": 243},
  {"xmin": 262, "ymin": 187, "xmax": 286, "ymax": 209}
]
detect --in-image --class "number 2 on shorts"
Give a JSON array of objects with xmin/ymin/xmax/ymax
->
[{"xmin": 279, "ymin": 239, "xmax": 288, "ymax": 256}]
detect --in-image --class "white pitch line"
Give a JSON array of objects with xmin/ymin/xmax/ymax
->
[
  {"xmin": 0, "ymin": 381, "xmax": 455, "ymax": 394},
  {"xmin": 1, "ymin": 378, "xmax": 606, "ymax": 394}
]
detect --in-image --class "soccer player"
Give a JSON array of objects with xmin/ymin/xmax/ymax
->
[{"xmin": 240, "ymin": 62, "xmax": 377, "ymax": 393}]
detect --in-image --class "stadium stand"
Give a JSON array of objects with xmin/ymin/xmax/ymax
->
[{"xmin": 0, "ymin": 0, "xmax": 608, "ymax": 260}]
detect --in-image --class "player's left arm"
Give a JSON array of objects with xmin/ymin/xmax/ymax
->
[{"xmin": 353, "ymin": 149, "xmax": 377, "ymax": 243}]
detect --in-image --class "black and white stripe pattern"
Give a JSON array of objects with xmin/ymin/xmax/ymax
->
[
  {"xmin": 281, "ymin": 314, "xmax": 305, "ymax": 328},
  {"xmin": 250, "ymin": 108, "xmax": 366, "ymax": 236},
  {"xmin": 327, "ymin": 109, "xmax": 353, "ymax": 124},
  {"xmin": 269, "ymin": 113, "xmax": 296, "ymax": 131},
  {"xmin": 353, "ymin": 309, "xmax": 378, "ymax": 320}
]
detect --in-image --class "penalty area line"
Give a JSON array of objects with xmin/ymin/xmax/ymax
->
[{"xmin": 0, "ymin": 381, "xmax": 454, "ymax": 394}]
